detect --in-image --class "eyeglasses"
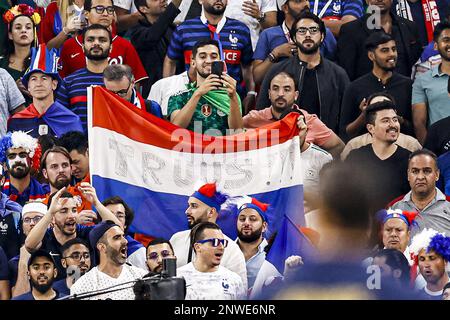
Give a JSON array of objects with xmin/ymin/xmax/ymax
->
[
  {"xmin": 147, "ymin": 250, "xmax": 172, "ymax": 260},
  {"xmin": 63, "ymin": 252, "xmax": 91, "ymax": 260},
  {"xmin": 91, "ymin": 5, "xmax": 115, "ymax": 15},
  {"xmin": 110, "ymin": 82, "xmax": 131, "ymax": 97},
  {"xmin": 296, "ymin": 26, "xmax": 320, "ymax": 35},
  {"xmin": 23, "ymin": 216, "xmax": 43, "ymax": 224},
  {"xmin": 196, "ymin": 238, "xmax": 228, "ymax": 248},
  {"xmin": 6, "ymin": 152, "xmax": 28, "ymax": 160}
]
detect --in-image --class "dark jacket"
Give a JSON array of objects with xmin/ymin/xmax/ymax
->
[
  {"xmin": 337, "ymin": 13, "xmax": 422, "ymax": 81},
  {"xmin": 129, "ymin": 3, "xmax": 181, "ymax": 97},
  {"xmin": 256, "ymin": 56, "xmax": 349, "ymax": 133}
]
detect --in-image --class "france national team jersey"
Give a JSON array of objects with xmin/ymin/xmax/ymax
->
[
  {"xmin": 311, "ymin": 0, "xmax": 364, "ymax": 20},
  {"xmin": 167, "ymin": 15, "xmax": 253, "ymax": 95}
]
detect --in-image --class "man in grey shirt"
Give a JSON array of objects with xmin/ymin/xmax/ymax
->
[
  {"xmin": 0, "ymin": 68, "xmax": 25, "ymax": 136},
  {"xmin": 390, "ymin": 149, "xmax": 450, "ymax": 236}
]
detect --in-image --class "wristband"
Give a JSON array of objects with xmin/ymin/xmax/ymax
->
[
  {"xmin": 247, "ymin": 91, "xmax": 257, "ymax": 97},
  {"xmin": 268, "ymin": 52, "xmax": 277, "ymax": 63}
]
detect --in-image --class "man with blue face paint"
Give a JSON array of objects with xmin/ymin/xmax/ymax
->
[{"xmin": 0, "ymin": 131, "xmax": 49, "ymax": 207}]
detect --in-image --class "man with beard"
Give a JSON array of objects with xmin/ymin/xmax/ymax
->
[
  {"xmin": 346, "ymin": 101, "xmax": 411, "ymax": 208},
  {"xmin": 235, "ymin": 198, "xmax": 269, "ymax": 293},
  {"xmin": 413, "ymin": 20, "xmax": 450, "ymax": 144},
  {"xmin": 244, "ymin": 71, "xmax": 344, "ymax": 158},
  {"xmin": 59, "ymin": 0, "xmax": 148, "ymax": 85},
  {"xmin": 70, "ymin": 220, "xmax": 148, "ymax": 300},
  {"xmin": 57, "ymin": 24, "xmax": 112, "ymax": 132},
  {"xmin": 53, "ymin": 238, "xmax": 92, "ymax": 297},
  {"xmin": 7, "ymin": 45, "xmax": 83, "ymax": 139},
  {"xmin": 24, "ymin": 184, "xmax": 122, "ymax": 281},
  {"xmin": 169, "ymin": 182, "xmax": 248, "ymax": 290},
  {"xmin": 146, "ymin": 238, "xmax": 176, "ymax": 273},
  {"xmin": 163, "ymin": 0, "xmax": 254, "ymax": 106},
  {"xmin": 255, "ymin": 11, "xmax": 349, "ymax": 134},
  {"xmin": 340, "ymin": 31, "xmax": 414, "ymax": 141},
  {"xmin": 57, "ymin": 131, "xmax": 90, "ymax": 184},
  {"xmin": 410, "ymin": 228, "xmax": 450, "ymax": 299},
  {"xmin": 168, "ymin": 39, "xmax": 244, "ymax": 135},
  {"xmin": 337, "ymin": 0, "xmax": 421, "ymax": 81},
  {"xmin": 0, "ymin": 131, "xmax": 48, "ymax": 206},
  {"xmin": 177, "ymin": 222, "xmax": 246, "ymax": 300},
  {"xmin": 12, "ymin": 250, "xmax": 61, "ymax": 300},
  {"xmin": 390, "ymin": 149, "xmax": 450, "ymax": 235},
  {"xmin": 253, "ymin": 0, "xmax": 337, "ymax": 86}
]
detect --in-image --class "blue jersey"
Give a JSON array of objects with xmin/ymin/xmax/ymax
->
[
  {"xmin": 167, "ymin": 16, "xmax": 253, "ymax": 93},
  {"xmin": 57, "ymin": 68, "xmax": 105, "ymax": 132},
  {"xmin": 310, "ymin": 0, "xmax": 364, "ymax": 19}
]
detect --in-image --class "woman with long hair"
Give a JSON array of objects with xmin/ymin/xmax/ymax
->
[
  {"xmin": 1, "ymin": 4, "xmax": 40, "ymax": 103},
  {"xmin": 41, "ymin": 0, "xmax": 86, "ymax": 50}
]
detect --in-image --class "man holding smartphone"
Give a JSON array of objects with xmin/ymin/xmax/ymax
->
[{"xmin": 168, "ymin": 39, "xmax": 244, "ymax": 136}]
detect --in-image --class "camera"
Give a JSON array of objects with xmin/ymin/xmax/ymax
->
[{"xmin": 133, "ymin": 257, "xmax": 186, "ymax": 300}]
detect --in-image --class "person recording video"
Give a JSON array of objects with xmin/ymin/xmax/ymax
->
[{"xmin": 167, "ymin": 39, "xmax": 243, "ymax": 136}]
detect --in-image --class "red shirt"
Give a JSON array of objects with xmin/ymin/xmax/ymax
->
[
  {"xmin": 59, "ymin": 34, "xmax": 148, "ymax": 82},
  {"xmin": 40, "ymin": 2, "xmax": 59, "ymax": 44}
]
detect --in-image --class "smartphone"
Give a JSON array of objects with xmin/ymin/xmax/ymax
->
[{"xmin": 211, "ymin": 61, "xmax": 225, "ymax": 77}]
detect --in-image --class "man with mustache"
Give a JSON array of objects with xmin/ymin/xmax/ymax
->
[
  {"xmin": 146, "ymin": 238, "xmax": 175, "ymax": 273},
  {"xmin": 235, "ymin": 198, "xmax": 269, "ymax": 293},
  {"xmin": 53, "ymin": 238, "xmax": 92, "ymax": 297},
  {"xmin": 169, "ymin": 182, "xmax": 248, "ymax": 290},
  {"xmin": 57, "ymin": 24, "xmax": 112, "ymax": 132},
  {"xmin": 12, "ymin": 250, "xmax": 61, "ymax": 300},
  {"xmin": 255, "ymin": 11, "xmax": 349, "ymax": 134},
  {"xmin": 346, "ymin": 100, "xmax": 411, "ymax": 208},
  {"xmin": 177, "ymin": 222, "xmax": 246, "ymax": 300},
  {"xmin": 0, "ymin": 131, "xmax": 48, "ymax": 207},
  {"xmin": 24, "ymin": 184, "xmax": 122, "ymax": 281},
  {"xmin": 253, "ymin": 0, "xmax": 337, "ymax": 85},
  {"xmin": 70, "ymin": 220, "xmax": 148, "ymax": 300},
  {"xmin": 340, "ymin": 31, "xmax": 414, "ymax": 141},
  {"xmin": 390, "ymin": 149, "xmax": 450, "ymax": 236},
  {"xmin": 413, "ymin": 20, "xmax": 450, "ymax": 145}
]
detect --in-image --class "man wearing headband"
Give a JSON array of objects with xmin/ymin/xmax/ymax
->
[
  {"xmin": 236, "ymin": 197, "xmax": 269, "ymax": 293},
  {"xmin": 170, "ymin": 182, "xmax": 247, "ymax": 290},
  {"xmin": 0, "ymin": 131, "xmax": 48, "ymax": 207},
  {"xmin": 70, "ymin": 220, "xmax": 147, "ymax": 300},
  {"xmin": 410, "ymin": 228, "xmax": 450, "ymax": 299}
]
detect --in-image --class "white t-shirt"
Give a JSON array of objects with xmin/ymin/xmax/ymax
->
[
  {"xmin": 177, "ymin": 263, "xmax": 246, "ymax": 300},
  {"xmin": 70, "ymin": 264, "xmax": 148, "ymax": 300},
  {"xmin": 302, "ymin": 143, "xmax": 332, "ymax": 212},
  {"xmin": 127, "ymin": 247, "xmax": 148, "ymax": 270},
  {"xmin": 225, "ymin": 0, "xmax": 277, "ymax": 50},
  {"xmin": 249, "ymin": 260, "xmax": 282, "ymax": 299},
  {"xmin": 147, "ymin": 71, "xmax": 190, "ymax": 116},
  {"xmin": 170, "ymin": 229, "xmax": 248, "ymax": 290}
]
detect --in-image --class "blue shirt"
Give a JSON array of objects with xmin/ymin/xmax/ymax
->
[
  {"xmin": 237, "ymin": 238, "xmax": 267, "ymax": 290},
  {"xmin": 310, "ymin": 0, "xmax": 364, "ymax": 19},
  {"xmin": 438, "ymin": 151, "xmax": 450, "ymax": 196},
  {"xmin": 0, "ymin": 247, "xmax": 8, "ymax": 281},
  {"xmin": 253, "ymin": 24, "xmax": 337, "ymax": 62},
  {"xmin": 1, "ymin": 177, "xmax": 49, "ymax": 207},
  {"xmin": 412, "ymin": 64, "xmax": 450, "ymax": 125}
]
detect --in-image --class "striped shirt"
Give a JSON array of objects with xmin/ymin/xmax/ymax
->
[
  {"xmin": 56, "ymin": 68, "xmax": 104, "ymax": 132},
  {"xmin": 167, "ymin": 15, "xmax": 253, "ymax": 89},
  {"xmin": 311, "ymin": 0, "xmax": 364, "ymax": 19}
]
